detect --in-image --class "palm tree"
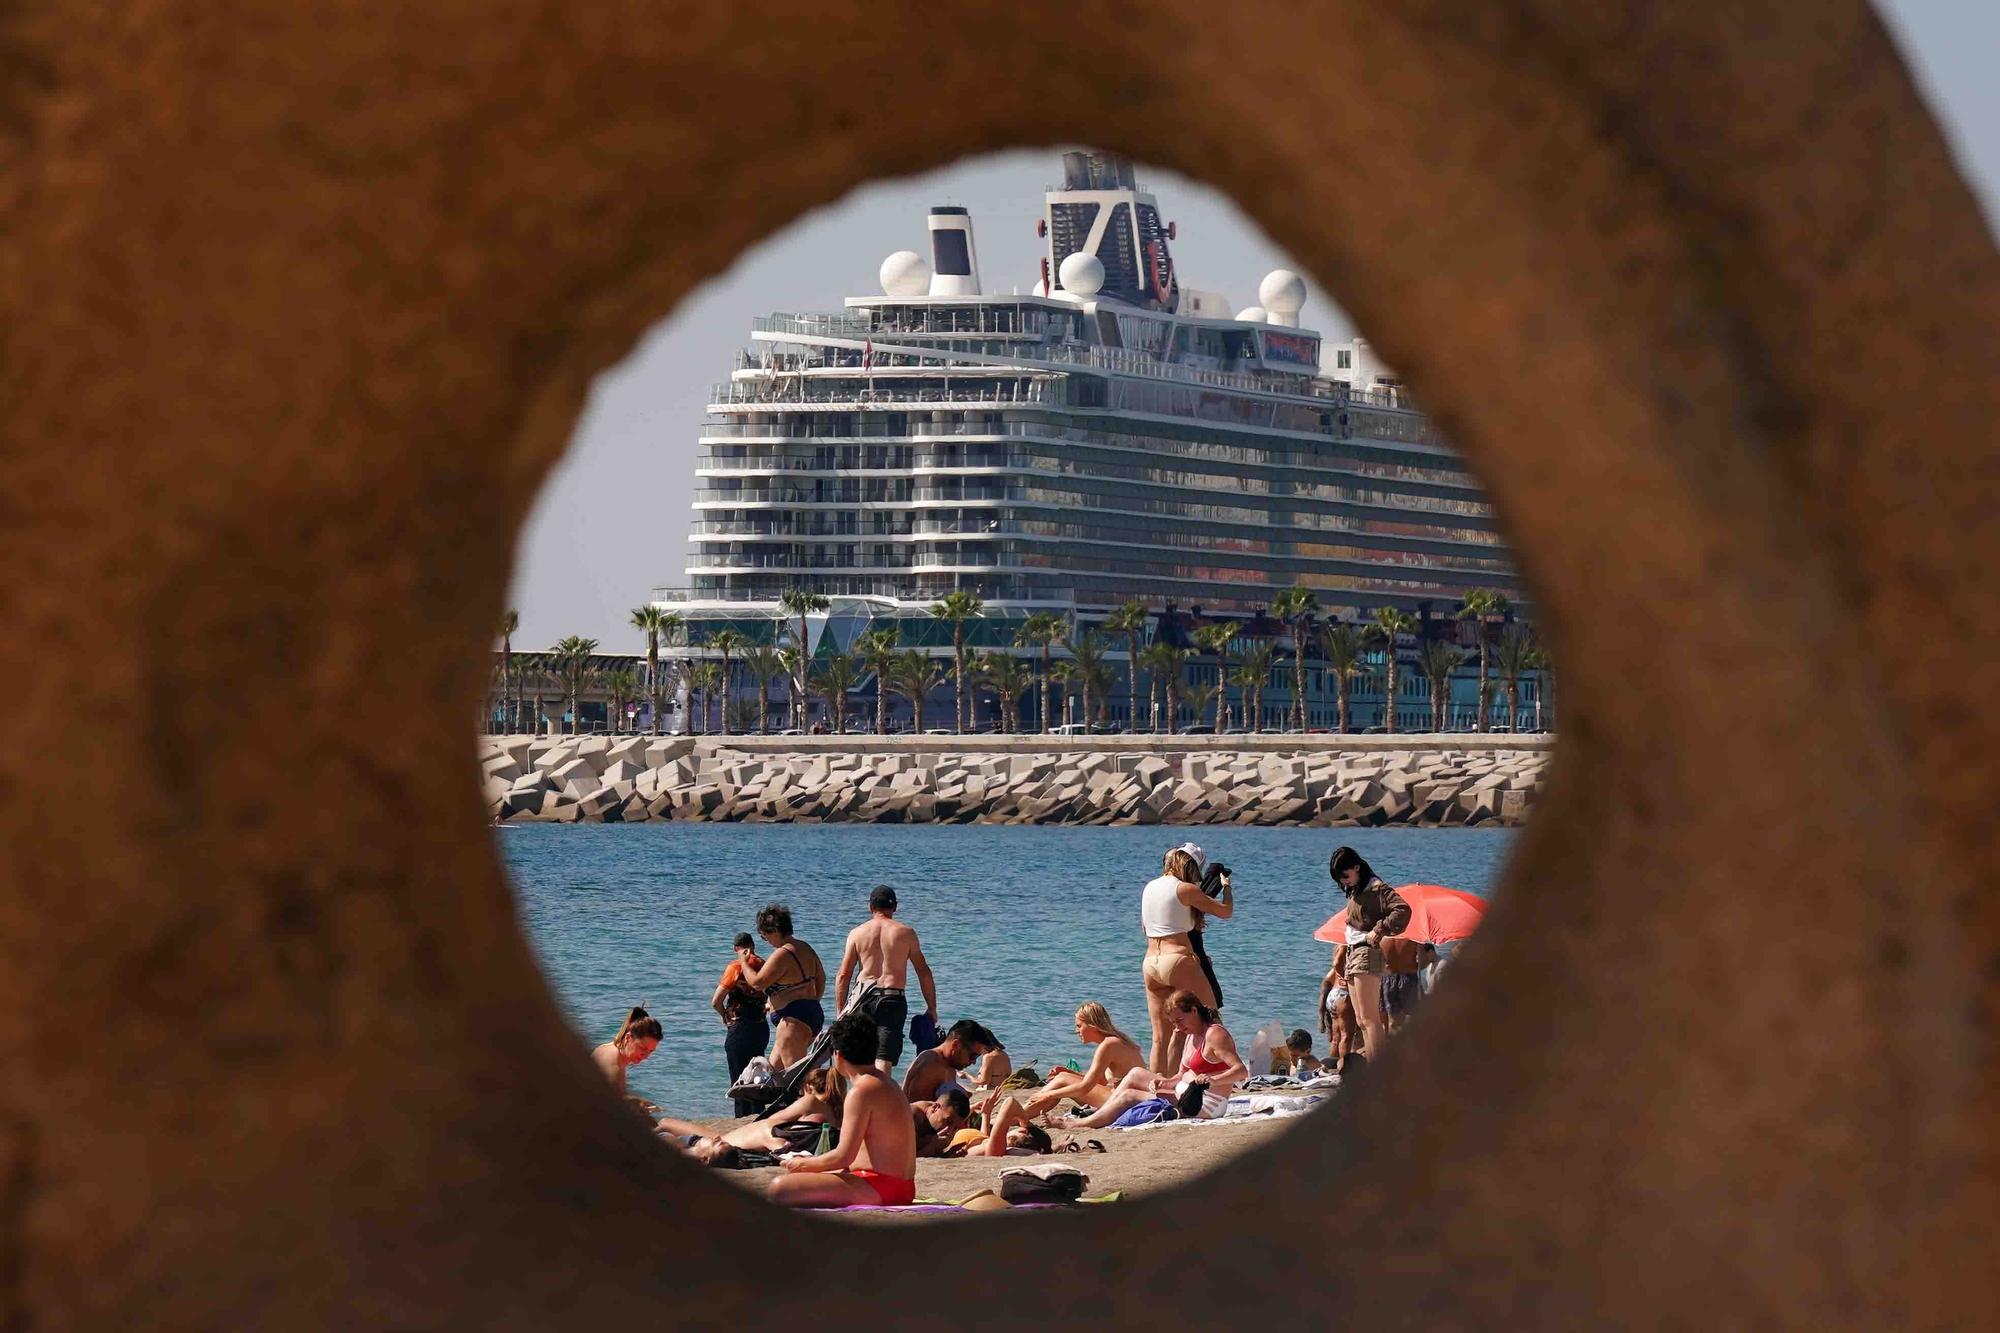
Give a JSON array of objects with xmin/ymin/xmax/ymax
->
[
  {"xmin": 550, "ymin": 635, "xmax": 599, "ymax": 735},
  {"xmin": 1048, "ymin": 661, "xmax": 1079, "ymax": 727},
  {"xmin": 498, "ymin": 609, "xmax": 519, "ymax": 733},
  {"xmin": 726, "ymin": 697, "xmax": 760, "ymax": 734},
  {"xmin": 629, "ymin": 606, "xmax": 679, "ymax": 736},
  {"xmin": 889, "ymin": 651, "xmax": 942, "ymax": 730},
  {"xmin": 603, "ymin": 668, "xmax": 638, "ymax": 735},
  {"xmin": 697, "ymin": 662, "xmax": 728, "ymax": 733},
  {"xmin": 1182, "ymin": 680, "xmax": 1217, "ymax": 736},
  {"xmin": 854, "ymin": 627, "xmax": 900, "ymax": 735},
  {"xmin": 1194, "ymin": 622, "xmax": 1239, "ymax": 735},
  {"xmin": 1063, "ymin": 631, "xmax": 1112, "ymax": 731},
  {"xmin": 813, "ymin": 654, "xmax": 859, "ymax": 734},
  {"xmin": 1367, "ymin": 607, "xmax": 1418, "ymax": 734},
  {"xmin": 776, "ymin": 647, "xmax": 803, "ymax": 731},
  {"xmin": 707, "ymin": 629, "xmax": 748, "ymax": 736},
  {"xmin": 1269, "ymin": 587, "xmax": 1320, "ymax": 732},
  {"xmin": 1137, "ymin": 643, "xmax": 1188, "ymax": 733},
  {"xmin": 1415, "ymin": 637, "xmax": 1466, "ymax": 732},
  {"xmin": 1103, "ymin": 599, "xmax": 1150, "ymax": 732},
  {"xmin": 1527, "ymin": 641, "xmax": 1553, "ymax": 732},
  {"xmin": 742, "ymin": 644, "xmax": 785, "ymax": 736},
  {"xmin": 1458, "ymin": 589, "xmax": 1509, "ymax": 732},
  {"xmin": 926, "ymin": 590, "xmax": 985, "ymax": 733},
  {"xmin": 1014, "ymin": 611, "xmax": 1067, "ymax": 733},
  {"xmin": 1320, "ymin": 623, "xmax": 1371, "ymax": 734},
  {"xmin": 975, "ymin": 653, "xmax": 1032, "ymax": 734},
  {"xmin": 1493, "ymin": 623, "xmax": 1535, "ymax": 734},
  {"xmin": 777, "ymin": 591, "xmax": 830, "ymax": 730},
  {"xmin": 1233, "ymin": 640, "xmax": 1277, "ymax": 733},
  {"xmin": 676, "ymin": 657, "xmax": 704, "ymax": 735}
]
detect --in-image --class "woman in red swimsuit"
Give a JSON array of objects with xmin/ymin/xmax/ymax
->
[{"xmin": 1066, "ymin": 991, "xmax": 1248, "ymax": 1127}]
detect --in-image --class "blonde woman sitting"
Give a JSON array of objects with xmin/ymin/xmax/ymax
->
[{"xmin": 1021, "ymin": 1002, "xmax": 1145, "ymax": 1118}]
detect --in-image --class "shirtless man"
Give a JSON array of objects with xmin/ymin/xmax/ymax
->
[
  {"xmin": 834, "ymin": 885, "xmax": 938, "ymax": 1071},
  {"xmin": 767, "ymin": 1015, "xmax": 919, "ymax": 1208},
  {"xmin": 902, "ymin": 1020, "xmax": 997, "ymax": 1104},
  {"xmin": 909, "ymin": 1087, "xmax": 971, "ymax": 1158}
]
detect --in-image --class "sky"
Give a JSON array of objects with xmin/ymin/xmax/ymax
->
[{"xmin": 507, "ymin": 0, "xmax": 1997, "ymax": 652}]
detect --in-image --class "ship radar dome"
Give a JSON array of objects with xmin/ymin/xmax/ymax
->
[
  {"xmin": 879, "ymin": 250, "xmax": 931, "ymax": 298},
  {"xmin": 1258, "ymin": 269, "xmax": 1307, "ymax": 325},
  {"xmin": 1058, "ymin": 251, "xmax": 1105, "ymax": 296},
  {"xmin": 1031, "ymin": 277, "xmax": 1049, "ymax": 298},
  {"xmin": 1235, "ymin": 306, "xmax": 1269, "ymax": 323}
]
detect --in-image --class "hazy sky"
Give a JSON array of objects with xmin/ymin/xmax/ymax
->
[{"xmin": 508, "ymin": 0, "xmax": 1996, "ymax": 652}]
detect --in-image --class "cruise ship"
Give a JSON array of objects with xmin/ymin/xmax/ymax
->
[{"xmin": 652, "ymin": 152, "xmax": 1531, "ymax": 731}]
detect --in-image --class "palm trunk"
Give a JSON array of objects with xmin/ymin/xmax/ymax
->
[
  {"xmin": 1476, "ymin": 635, "xmax": 1491, "ymax": 732},
  {"xmin": 1040, "ymin": 648, "xmax": 1053, "ymax": 733},
  {"xmin": 1384, "ymin": 656, "xmax": 1399, "ymax": 735},
  {"xmin": 1507, "ymin": 676, "xmax": 1520, "ymax": 733},
  {"xmin": 1126, "ymin": 634, "xmax": 1140, "ymax": 733},
  {"xmin": 794, "ymin": 614, "xmax": 809, "ymax": 731},
  {"xmin": 1292, "ymin": 625, "xmax": 1307, "ymax": 731},
  {"xmin": 1337, "ymin": 676, "xmax": 1350, "ymax": 733},
  {"xmin": 647, "ymin": 635, "xmax": 660, "ymax": 735},
  {"xmin": 953, "ymin": 628, "xmax": 966, "ymax": 733},
  {"xmin": 719, "ymin": 653, "xmax": 733, "ymax": 735},
  {"xmin": 875, "ymin": 672, "xmax": 888, "ymax": 735},
  {"xmin": 758, "ymin": 678, "xmax": 770, "ymax": 735}
]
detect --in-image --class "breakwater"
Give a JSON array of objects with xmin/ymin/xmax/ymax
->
[{"xmin": 482, "ymin": 733, "xmax": 1553, "ymax": 827}]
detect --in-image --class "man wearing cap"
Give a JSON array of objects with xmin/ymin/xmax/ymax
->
[{"xmin": 835, "ymin": 884, "xmax": 938, "ymax": 1072}]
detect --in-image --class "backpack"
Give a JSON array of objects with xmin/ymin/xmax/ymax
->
[{"xmin": 998, "ymin": 1164, "xmax": 1089, "ymax": 1205}]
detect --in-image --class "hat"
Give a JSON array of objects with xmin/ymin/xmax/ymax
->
[{"xmin": 1175, "ymin": 841, "xmax": 1206, "ymax": 868}]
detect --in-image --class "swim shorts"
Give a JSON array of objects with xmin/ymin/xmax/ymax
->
[
  {"xmin": 851, "ymin": 1169, "xmax": 916, "ymax": 1207},
  {"xmin": 855, "ymin": 987, "xmax": 908, "ymax": 1066}
]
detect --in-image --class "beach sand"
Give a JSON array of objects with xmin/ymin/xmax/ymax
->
[{"xmin": 687, "ymin": 1102, "xmax": 1316, "ymax": 1217}]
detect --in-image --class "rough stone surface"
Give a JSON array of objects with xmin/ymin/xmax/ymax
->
[{"xmin": 2, "ymin": 1, "xmax": 1996, "ymax": 1328}]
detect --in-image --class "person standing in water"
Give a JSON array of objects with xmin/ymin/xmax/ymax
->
[
  {"xmin": 711, "ymin": 932, "xmax": 770, "ymax": 1114},
  {"xmin": 1328, "ymin": 846, "xmax": 1410, "ymax": 1061},
  {"xmin": 592, "ymin": 1006, "xmax": 663, "ymax": 1098},
  {"xmin": 833, "ymin": 884, "xmax": 938, "ymax": 1071},
  {"xmin": 1139, "ymin": 845, "xmax": 1232, "ymax": 1072},
  {"xmin": 737, "ymin": 904, "xmax": 826, "ymax": 1070}
]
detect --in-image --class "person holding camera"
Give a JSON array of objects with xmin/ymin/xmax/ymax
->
[{"xmin": 1140, "ymin": 843, "xmax": 1233, "ymax": 1073}]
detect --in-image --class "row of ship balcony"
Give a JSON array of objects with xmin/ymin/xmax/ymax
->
[
  {"xmin": 689, "ymin": 519, "xmax": 1020, "ymax": 538},
  {"xmin": 654, "ymin": 582, "xmax": 1069, "ymax": 606},
  {"xmin": 695, "ymin": 486, "xmax": 1020, "ymax": 505},
  {"xmin": 688, "ymin": 553, "xmax": 1026, "ymax": 572}
]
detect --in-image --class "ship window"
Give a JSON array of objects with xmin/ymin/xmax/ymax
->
[{"xmin": 1336, "ymin": 349, "xmax": 1353, "ymax": 369}]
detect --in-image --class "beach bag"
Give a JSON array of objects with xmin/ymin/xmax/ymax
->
[
  {"xmin": 1110, "ymin": 1097, "xmax": 1177, "ymax": 1129},
  {"xmin": 908, "ymin": 1010, "xmax": 941, "ymax": 1054},
  {"xmin": 998, "ymin": 1164, "xmax": 1088, "ymax": 1205}
]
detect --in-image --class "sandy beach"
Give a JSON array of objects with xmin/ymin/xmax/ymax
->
[{"xmin": 680, "ymin": 1100, "xmax": 1316, "ymax": 1217}]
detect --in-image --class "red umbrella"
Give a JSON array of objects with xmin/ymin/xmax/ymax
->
[{"xmin": 1314, "ymin": 883, "xmax": 1488, "ymax": 946}]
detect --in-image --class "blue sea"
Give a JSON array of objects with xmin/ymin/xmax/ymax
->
[{"xmin": 499, "ymin": 824, "xmax": 1515, "ymax": 1116}]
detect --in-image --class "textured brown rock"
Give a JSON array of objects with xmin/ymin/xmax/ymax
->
[{"xmin": 1, "ymin": 0, "xmax": 1996, "ymax": 1328}]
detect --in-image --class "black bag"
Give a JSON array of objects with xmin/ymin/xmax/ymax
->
[
  {"xmin": 1175, "ymin": 1079, "xmax": 1210, "ymax": 1118},
  {"xmin": 998, "ymin": 1165, "xmax": 1088, "ymax": 1205}
]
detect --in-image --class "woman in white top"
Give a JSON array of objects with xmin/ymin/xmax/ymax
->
[{"xmin": 1139, "ymin": 845, "xmax": 1233, "ymax": 1072}]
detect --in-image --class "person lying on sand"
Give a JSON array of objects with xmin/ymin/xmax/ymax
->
[
  {"xmin": 1064, "ymin": 991, "xmax": 1247, "ymax": 1128},
  {"xmin": 1020, "ymin": 1002, "xmax": 1145, "ymax": 1117},
  {"xmin": 912, "ymin": 1088, "xmax": 972, "ymax": 1158},
  {"xmin": 654, "ymin": 1068, "xmax": 845, "ymax": 1162},
  {"xmin": 767, "ymin": 1015, "xmax": 919, "ymax": 1208},
  {"xmin": 943, "ymin": 1095, "xmax": 1054, "ymax": 1158}
]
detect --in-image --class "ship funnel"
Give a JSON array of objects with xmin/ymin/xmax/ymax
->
[{"xmin": 927, "ymin": 207, "xmax": 981, "ymax": 296}]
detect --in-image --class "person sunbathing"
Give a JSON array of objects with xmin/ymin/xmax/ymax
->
[
  {"xmin": 767, "ymin": 1014, "xmax": 918, "ymax": 1208},
  {"xmin": 655, "ymin": 1068, "xmax": 843, "ymax": 1160},
  {"xmin": 1065, "ymin": 991, "xmax": 1247, "ymax": 1128},
  {"xmin": 911, "ymin": 1087, "xmax": 972, "ymax": 1158},
  {"xmin": 943, "ymin": 1095, "xmax": 1055, "ymax": 1158},
  {"xmin": 1021, "ymin": 1002, "xmax": 1144, "ymax": 1117}
]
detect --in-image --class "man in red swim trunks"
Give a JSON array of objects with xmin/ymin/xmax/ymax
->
[{"xmin": 766, "ymin": 1013, "xmax": 919, "ymax": 1209}]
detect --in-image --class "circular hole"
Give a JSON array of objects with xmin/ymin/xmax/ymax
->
[{"xmin": 489, "ymin": 147, "xmax": 1555, "ymax": 1216}]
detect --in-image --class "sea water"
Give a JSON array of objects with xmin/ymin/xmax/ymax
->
[{"xmin": 500, "ymin": 823, "xmax": 1515, "ymax": 1117}]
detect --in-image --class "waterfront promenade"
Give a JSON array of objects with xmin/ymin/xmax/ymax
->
[{"xmin": 483, "ymin": 732, "xmax": 1553, "ymax": 827}]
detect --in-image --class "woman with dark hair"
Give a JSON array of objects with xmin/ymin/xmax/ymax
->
[
  {"xmin": 1328, "ymin": 845, "xmax": 1410, "ymax": 1061},
  {"xmin": 592, "ymin": 1006, "xmax": 663, "ymax": 1097},
  {"xmin": 712, "ymin": 931, "xmax": 770, "ymax": 1115},
  {"xmin": 737, "ymin": 903, "xmax": 826, "ymax": 1070}
]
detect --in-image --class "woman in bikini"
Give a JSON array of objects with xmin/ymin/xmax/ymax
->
[
  {"xmin": 1020, "ymin": 1002, "xmax": 1144, "ymax": 1117},
  {"xmin": 1139, "ymin": 845, "xmax": 1233, "ymax": 1072},
  {"xmin": 592, "ymin": 1006, "xmax": 663, "ymax": 1098},
  {"xmin": 1068, "ymin": 990, "xmax": 1247, "ymax": 1128},
  {"xmin": 737, "ymin": 903, "xmax": 826, "ymax": 1070}
]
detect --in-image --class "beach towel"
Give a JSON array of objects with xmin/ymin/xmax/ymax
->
[{"xmin": 1110, "ymin": 1097, "xmax": 1178, "ymax": 1128}]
